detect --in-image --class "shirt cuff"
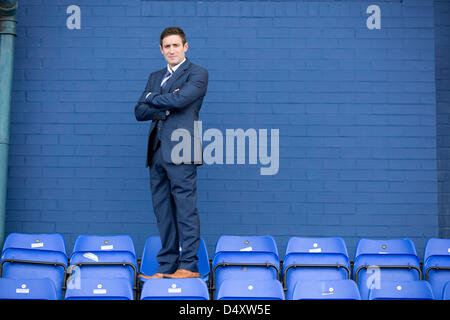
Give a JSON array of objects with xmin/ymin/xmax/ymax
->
[{"xmin": 145, "ymin": 91, "xmax": 152, "ymax": 102}]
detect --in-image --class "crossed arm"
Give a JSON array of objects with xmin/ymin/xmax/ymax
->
[
  {"xmin": 134, "ymin": 68, "xmax": 208, "ymax": 122},
  {"xmin": 134, "ymin": 75, "xmax": 167, "ymax": 122}
]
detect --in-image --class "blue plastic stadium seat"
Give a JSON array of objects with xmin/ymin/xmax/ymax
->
[
  {"xmin": 0, "ymin": 278, "xmax": 58, "ymax": 300},
  {"xmin": 139, "ymin": 236, "xmax": 210, "ymax": 283},
  {"xmin": 140, "ymin": 278, "xmax": 209, "ymax": 300},
  {"xmin": 69, "ymin": 235, "xmax": 137, "ymax": 290},
  {"xmin": 442, "ymin": 281, "xmax": 450, "ymax": 300},
  {"xmin": 212, "ymin": 235, "xmax": 280, "ymax": 296},
  {"xmin": 216, "ymin": 279, "xmax": 284, "ymax": 300},
  {"xmin": 0, "ymin": 233, "xmax": 67, "ymax": 299},
  {"xmin": 368, "ymin": 280, "xmax": 434, "ymax": 300},
  {"xmin": 64, "ymin": 278, "xmax": 133, "ymax": 300},
  {"xmin": 283, "ymin": 237, "xmax": 351, "ymax": 295},
  {"xmin": 288, "ymin": 279, "xmax": 361, "ymax": 300},
  {"xmin": 353, "ymin": 238, "xmax": 421, "ymax": 300},
  {"xmin": 423, "ymin": 238, "xmax": 450, "ymax": 300}
]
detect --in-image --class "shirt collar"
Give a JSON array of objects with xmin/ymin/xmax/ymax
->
[{"xmin": 167, "ymin": 58, "xmax": 186, "ymax": 74}]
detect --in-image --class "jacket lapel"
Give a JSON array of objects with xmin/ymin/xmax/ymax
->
[{"xmin": 156, "ymin": 68, "xmax": 168, "ymax": 92}]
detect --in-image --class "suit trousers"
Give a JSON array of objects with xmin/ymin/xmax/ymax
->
[{"xmin": 149, "ymin": 143, "xmax": 200, "ymax": 274}]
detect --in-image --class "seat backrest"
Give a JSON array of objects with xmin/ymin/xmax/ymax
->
[
  {"xmin": 71, "ymin": 234, "xmax": 136, "ymax": 258},
  {"xmin": 354, "ymin": 238, "xmax": 420, "ymax": 272},
  {"xmin": 64, "ymin": 278, "xmax": 133, "ymax": 300},
  {"xmin": 290, "ymin": 279, "xmax": 361, "ymax": 300},
  {"xmin": 216, "ymin": 279, "xmax": 284, "ymax": 300},
  {"xmin": 285, "ymin": 237, "xmax": 349, "ymax": 257},
  {"xmin": 368, "ymin": 280, "xmax": 434, "ymax": 300},
  {"xmin": 214, "ymin": 235, "xmax": 278, "ymax": 257},
  {"xmin": 139, "ymin": 236, "xmax": 210, "ymax": 281},
  {"xmin": 0, "ymin": 278, "xmax": 58, "ymax": 300},
  {"xmin": 1, "ymin": 233, "xmax": 67, "ymax": 263},
  {"xmin": 140, "ymin": 278, "xmax": 209, "ymax": 300},
  {"xmin": 424, "ymin": 238, "xmax": 450, "ymax": 264},
  {"xmin": 283, "ymin": 237, "xmax": 350, "ymax": 271},
  {"xmin": 355, "ymin": 238, "xmax": 418, "ymax": 258}
]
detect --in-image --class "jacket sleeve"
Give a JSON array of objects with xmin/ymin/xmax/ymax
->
[
  {"xmin": 134, "ymin": 76, "xmax": 167, "ymax": 122},
  {"xmin": 147, "ymin": 68, "xmax": 208, "ymax": 111}
]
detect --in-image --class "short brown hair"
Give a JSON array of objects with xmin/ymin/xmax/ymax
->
[{"xmin": 160, "ymin": 26, "xmax": 186, "ymax": 46}]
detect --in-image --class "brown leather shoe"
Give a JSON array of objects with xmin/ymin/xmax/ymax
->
[
  {"xmin": 139, "ymin": 273, "xmax": 165, "ymax": 280},
  {"xmin": 163, "ymin": 269, "xmax": 200, "ymax": 279}
]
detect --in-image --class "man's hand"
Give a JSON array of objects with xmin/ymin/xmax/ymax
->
[{"xmin": 173, "ymin": 88, "xmax": 180, "ymax": 93}]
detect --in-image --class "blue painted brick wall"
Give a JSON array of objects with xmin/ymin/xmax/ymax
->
[
  {"xmin": 435, "ymin": 0, "xmax": 450, "ymax": 238},
  {"xmin": 6, "ymin": 0, "xmax": 438, "ymax": 260}
]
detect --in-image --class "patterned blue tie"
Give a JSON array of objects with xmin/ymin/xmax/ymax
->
[{"xmin": 161, "ymin": 68, "xmax": 173, "ymax": 88}]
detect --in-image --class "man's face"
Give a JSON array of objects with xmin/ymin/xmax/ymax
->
[{"xmin": 160, "ymin": 34, "xmax": 188, "ymax": 68}]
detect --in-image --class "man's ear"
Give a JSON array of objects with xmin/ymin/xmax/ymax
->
[{"xmin": 184, "ymin": 42, "xmax": 189, "ymax": 53}]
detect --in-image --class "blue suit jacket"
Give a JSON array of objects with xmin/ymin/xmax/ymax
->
[{"xmin": 135, "ymin": 58, "xmax": 208, "ymax": 166}]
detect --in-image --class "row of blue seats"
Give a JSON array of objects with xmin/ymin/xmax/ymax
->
[
  {"xmin": 211, "ymin": 235, "xmax": 450, "ymax": 300},
  {"xmin": 1, "ymin": 276, "xmax": 443, "ymax": 300},
  {"xmin": 214, "ymin": 278, "xmax": 441, "ymax": 300},
  {"xmin": 0, "ymin": 233, "xmax": 449, "ymax": 300}
]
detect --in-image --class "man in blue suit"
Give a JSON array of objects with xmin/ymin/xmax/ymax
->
[{"xmin": 135, "ymin": 27, "xmax": 208, "ymax": 279}]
